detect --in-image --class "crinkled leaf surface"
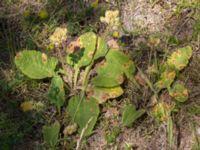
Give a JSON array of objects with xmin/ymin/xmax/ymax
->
[
  {"xmin": 48, "ymin": 75, "xmax": 65, "ymax": 108},
  {"xmin": 151, "ymin": 102, "xmax": 171, "ymax": 122},
  {"xmin": 122, "ymin": 104, "xmax": 145, "ymax": 127},
  {"xmin": 67, "ymin": 96, "xmax": 99, "ymax": 137},
  {"xmin": 92, "ymin": 49, "xmax": 135, "ymax": 87},
  {"xmin": 155, "ymin": 69, "xmax": 176, "ymax": 91},
  {"xmin": 87, "ymin": 86, "xmax": 124, "ymax": 104},
  {"xmin": 169, "ymin": 83, "xmax": 188, "ymax": 102},
  {"xmin": 42, "ymin": 121, "xmax": 60, "ymax": 147},
  {"xmin": 167, "ymin": 46, "xmax": 192, "ymax": 71},
  {"xmin": 15, "ymin": 50, "xmax": 58, "ymax": 79}
]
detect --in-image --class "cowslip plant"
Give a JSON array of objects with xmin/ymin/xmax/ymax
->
[
  {"xmin": 65, "ymin": 32, "xmax": 135, "ymax": 136},
  {"xmin": 151, "ymin": 46, "xmax": 192, "ymax": 122},
  {"xmin": 14, "ymin": 30, "xmax": 135, "ymax": 140}
]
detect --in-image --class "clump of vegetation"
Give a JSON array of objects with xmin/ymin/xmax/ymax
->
[
  {"xmin": 14, "ymin": 25, "xmax": 135, "ymax": 147},
  {"xmin": 1, "ymin": 0, "xmax": 200, "ymax": 149}
]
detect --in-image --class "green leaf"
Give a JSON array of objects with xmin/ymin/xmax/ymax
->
[
  {"xmin": 167, "ymin": 118, "xmax": 174, "ymax": 149},
  {"xmin": 77, "ymin": 32, "xmax": 96, "ymax": 67},
  {"xmin": 92, "ymin": 49, "xmax": 135, "ymax": 87},
  {"xmin": 154, "ymin": 69, "xmax": 176, "ymax": 91},
  {"xmin": 167, "ymin": 46, "xmax": 192, "ymax": 71},
  {"xmin": 66, "ymin": 32, "xmax": 108, "ymax": 68},
  {"xmin": 151, "ymin": 102, "xmax": 172, "ymax": 122},
  {"xmin": 67, "ymin": 96, "xmax": 100, "ymax": 137},
  {"xmin": 87, "ymin": 86, "xmax": 124, "ymax": 104},
  {"xmin": 122, "ymin": 104, "xmax": 145, "ymax": 127},
  {"xmin": 48, "ymin": 75, "xmax": 65, "ymax": 110},
  {"xmin": 42, "ymin": 121, "xmax": 60, "ymax": 148},
  {"xmin": 169, "ymin": 83, "xmax": 188, "ymax": 102},
  {"xmin": 15, "ymin": 50, "xmax": 58, "ymax": 79},
  {"xmin": 94, "ymin": 36, "xmax": 108, "ymax": 59}
]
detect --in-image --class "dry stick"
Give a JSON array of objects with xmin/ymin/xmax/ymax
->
[
  {"xmin": 175, "ymin": 9, "xmax": 195, "ymax": 36},
  {"xmin": 137, "ymin": 66, "xmax": 157, "ymax": 95},
  {"xmin": 76, "ymin": 117, "xmax": 93, "ymax": 150}
]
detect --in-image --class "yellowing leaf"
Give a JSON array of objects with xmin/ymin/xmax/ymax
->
[
  {"xmin": 42, "ymin": 53, "xmax": 48, "ymax": 64},
  {"xmin": 169, "ymin": 83, "xmax": 188, "ymax": 102},
  {"xmin": 63, "ymin": 123, "xmax": 77, "ymax": 135},
  {"xmin": 91, "ymin": 0, "xmax": 99, "ymax": 8},
  {"xmin": 20, "ymin": 101, "xmax": 34, "ymax": 112},
  {"xmin": 66, "ymin": 32, "xmax": 108, "ymax": 68},
  {"xmin": 87, "ymin": 86, "xmax": 124, "ymax": 104},
  {"xmin": 167, "ymin": 46, "xmax": 192, "ymax": 71},
  {"xmin": 155, "ymin": 69, "xmax": 176, "ymax": 91},
  {"xmin": 38, "ymin": 9, "xmax": 48, "ymax": 19},
  {"xmin": 151, "ymin": 102, "xmax": 172, "ymax": 122},
  {"xmin": 15, "ymin": 50, "xmax": 58, "ymax": 79}
]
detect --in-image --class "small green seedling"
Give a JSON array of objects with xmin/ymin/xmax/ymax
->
[
  {"xmin": 122, "ymin": 104, "xmax": 145, "ymax": 127},
  {"xmin": 42, "ymin": 121, "xmax": 60, "ymax": 149},
  {"xmin": 105, "ymin": 126, "xmax": 121, "ymax": 144}
]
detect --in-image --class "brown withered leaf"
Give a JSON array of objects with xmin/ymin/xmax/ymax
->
[
  {"xmin": 107, "ymin": 39, "xmax": 119, "ymax": 49},
  {"xmin": 135, "ymin": 72, "xmax": 147, "ymax": 87}
]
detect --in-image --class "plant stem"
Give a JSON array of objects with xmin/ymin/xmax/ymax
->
[
  {"xmin": 58, "ymin": 47, "xmax": 73, "ymax": 88},
  {"xmin": 72, "ymin": 36, "xmax": 99, "ymax": 122},
  {"xmin": 76, "ymin": 117, "xmax": 93, "ymax": 150},
  {"xmin": 58, "ymin": 106, "xmax": 61, "ymax": 116},
  {"xmin": 137, "ymin": 66, "xmax": 157, "ymax": 95},
  {"xmin": 73, "ymin": 65, "xmax": 80, "ymax": 90}
]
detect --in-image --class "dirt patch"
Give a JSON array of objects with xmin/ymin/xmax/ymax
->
[{"xmin": 121, "ymin": 0, "xmax": 177, "ymax": 33}]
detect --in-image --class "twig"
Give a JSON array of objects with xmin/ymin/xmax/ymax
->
[
  {"xmin": 137, "ymin": 66, "xmax": 157, "ymax": 95},
  {"xmin": 76, "ymin": 117, "xmax": 93, "ymax": 150}
]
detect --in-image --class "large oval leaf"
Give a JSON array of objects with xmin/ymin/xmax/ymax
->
[
  {"xmin": 15, "ymin": 50, "xmax": 58, "ymax": 79},
  {"xmin": 92, "ymin": 49, "xmax": 135, "ymax": 87},
  {"xmin": 87, "ymin": 86, "xmax": 124, "ymax": 104},
  {"xmin": 67, "ymin": 96, "xmax": 99, "ymax": 137},
  {"xmin": 42, "ymin": 121, "xmax": 60, "ymax": 147},
  {"xmin": 48, "ymin": 75, "xmax": 65, "ymax": 109},
  {"xmin": 66, "ymin": 32, "xmax": 108, "ymax": 68},
  {"xmin": 167, "ymin": 46, "xmax": 192, "ymax": 71}
]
